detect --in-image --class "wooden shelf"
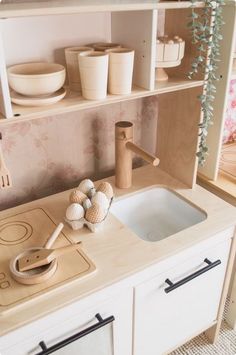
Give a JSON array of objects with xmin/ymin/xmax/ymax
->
[
  {"xmin": 156, "ymin": 1, "xmax": 204, "ymax": 9},
  {"xmin": 155, "ymin": 78, "xmax": 203, "ymax": 94},
  {"xmin": 0, "ymin": 79, "xmax": 203, "ymax": 125},
  {"xmin": 0, "ymin": 1, "xmax": 206, "ymax": 18},
  {"xmin": 0, "ymin": 0, "xmax": 157, "ymax": 18},
  {"xmin": 198, "ymin": 172, "xmax": 236, "ymax": 207}
]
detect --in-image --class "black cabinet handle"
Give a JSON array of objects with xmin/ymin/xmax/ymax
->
[
  {"xmin": 36, "ymin": 313, "xmax": 115, "ymax": 355},
  {"xmin": 164, "ymin": 258, "xmax": 221, "ymax": 294}
]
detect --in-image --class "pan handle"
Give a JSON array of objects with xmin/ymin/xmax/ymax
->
[{"xmin": 44, "ymin": 223, "xmax": 64, "ymax": 249}]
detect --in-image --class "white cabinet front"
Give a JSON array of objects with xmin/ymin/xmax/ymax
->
[
  {"xmin": 133, "ymin": 238, "xmax": 231, "ymax": 355},
  {"xmin": 0, "ymin": 288, "xmax": 132, "ymax": 355}
]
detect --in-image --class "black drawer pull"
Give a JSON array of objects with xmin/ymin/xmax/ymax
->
[
  {"xmin": 36, "ymin": 313, "xmax": 115, "ymax": 355},
  {"xmin": 164, "ymin": 258, "xmax": 221, "ymax": 294}
]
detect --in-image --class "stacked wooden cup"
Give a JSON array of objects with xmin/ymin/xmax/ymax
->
[{"xmin": 65, "ymin": 42, "xmax": 135, "ymax": 100}]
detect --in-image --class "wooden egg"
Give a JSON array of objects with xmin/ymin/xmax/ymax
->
[
  {"xmin": 83, "ymin": 198, "xmax": 92, "ymax": 211},
  {"xmin": 85, "ymin": 203, "xmax": 106, "ymax": 224},
  {"xmin": 91, "ymin": 191, "xmax": 109, "ymax": 212},
  {"xmin": 69, "ymin": 189, "xmax": 87, "ymax": 204},
  {"xmin": 78, "ymin": 179, "xmax": 94, "ymax": 195},
  {"xmin": 97, "ymin": 182, "xmax": 113, "ymax": 200},
  {"xmin": 66, "ymin": 203, "xmax": 85, "ymax": 221}
]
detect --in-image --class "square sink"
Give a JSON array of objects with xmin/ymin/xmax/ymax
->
[{"xmin": 110, "ymin": 187, "xmax": 207, "ymax": 242}]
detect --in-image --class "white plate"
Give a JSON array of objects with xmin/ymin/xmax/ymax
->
[{"xmin": 11, "ymin": 87, "xmax": 66, "ymax": 106}]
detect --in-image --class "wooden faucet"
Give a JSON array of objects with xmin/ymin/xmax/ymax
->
[{"xmin": 115, "ymin": 121, "xmax": 160, "ymax": 188}]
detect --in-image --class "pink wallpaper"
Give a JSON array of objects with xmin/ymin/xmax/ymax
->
[
  {"xmin": 0, "ymin": 97, "xmax": 158, "ymax": 210},
  {"xmin": 223, "ymin": 79, "xmax": 236, "ymax": 144}
]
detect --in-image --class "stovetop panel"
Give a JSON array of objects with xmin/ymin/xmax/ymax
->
[{"xmin": 0, "ymin": 208, "xmax": 95, "ymax": 313}]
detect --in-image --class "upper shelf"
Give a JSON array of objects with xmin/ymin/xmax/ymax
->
[
  {"xmin": 0, "ymin": 79, "xmax": 203, "ymax": 125},
  {"xmin": 0, "ymin": 1, "xmax": 206, "ymax": 18}
]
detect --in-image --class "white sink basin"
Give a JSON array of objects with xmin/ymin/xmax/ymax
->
[{"xmin": 110, "ymin": 187, "xmax": 207, "ymax": 242}]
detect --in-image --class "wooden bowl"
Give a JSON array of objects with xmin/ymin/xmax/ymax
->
[
  {"xmin": 9, "ymin": 247, "xmax": 57, "ymax": 285},
  {"xmin": 7, "ymin": 62, "xmax": 66, "ymax": 96}
]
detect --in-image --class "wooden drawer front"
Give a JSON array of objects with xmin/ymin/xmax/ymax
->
[{"xmin": 134, "ymin": 238, "xmax": 232, "ymax": 355}]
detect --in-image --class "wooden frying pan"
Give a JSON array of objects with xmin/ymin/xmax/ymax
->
[{"xmin": 9, "ymin": 223, "xmax": 64, "ymax": 285}]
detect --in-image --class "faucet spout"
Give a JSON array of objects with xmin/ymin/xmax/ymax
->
[
  {"xmin": 115, "ymin": 121, "xmax": 160, "ymax": 189},
  {"xmin": 126, "ymin": 141, "xmax": 160, "ymax": 167}
]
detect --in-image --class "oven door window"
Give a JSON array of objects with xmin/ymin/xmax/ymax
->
[{"xmin": 35, "ymin": 314, "xmax": 114, "ymax": 355}]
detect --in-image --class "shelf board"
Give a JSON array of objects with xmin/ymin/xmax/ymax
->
[
  {"xmin": 156, "ymin": 1, "xmax": 205, "ymax": 9},
  {"xmin": 0, "ymin": 79, "xmax": 203, "ymax": 125},
  {"xmin": 155, "ymin": 78, "xmax": 203, "ymax": 94},
  {"xmin": 0, "ymin": 0, "xmax": 158, "ymax": 18},
  {"xmin": 0, "ymin": 1, "xmax": 206, "ymax": 18},
  {"xmin": 1, "ymin": 0, "xmax": 233, "ymax": 18}
]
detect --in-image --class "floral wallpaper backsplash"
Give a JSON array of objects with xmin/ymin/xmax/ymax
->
[
  {"xmin": 223, "ymin": 79, "xmax": 236, "ymax": 144},
  {"xmin": 0, "ymin": 97, "xmax": 158, "ymax": 210}
]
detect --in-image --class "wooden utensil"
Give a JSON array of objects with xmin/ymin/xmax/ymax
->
[
  {"xmin": 18, "ymin": 242, "xmax": 81, "ymax": 272},
  {"xmin": 9, "ymin": 222, "xmax": 64, "ymax": 285},
  {"xmin": 44, "ymin": 222, "xmax": 64, "ymax": 249},
  {"xmin": 0, "ymin": 133, "xmax": 12, "ymax": 189}
]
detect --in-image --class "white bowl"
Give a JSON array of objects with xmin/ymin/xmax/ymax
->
[{"xmin": 7, "ymin": 62, "xmax": 66, "ymax": 96}]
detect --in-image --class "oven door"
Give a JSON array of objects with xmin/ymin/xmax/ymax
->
[
  {"xmin": 35, "ymin": 313, "xmax": 114, "ymax": 355},
  {"xmin": 0, "ymin": 289, "xmax": 132, "ymax": 355}
]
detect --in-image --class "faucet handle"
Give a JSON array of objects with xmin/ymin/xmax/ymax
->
[
  {"xmin": 121, "ymin": 131, "xmax": 126, "ymax": 140},
  {"xmin": 115, "ymin": 121, "xmax": 133, "ymax": 141}
]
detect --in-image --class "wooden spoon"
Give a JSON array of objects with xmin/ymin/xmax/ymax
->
[{"xmin": 18, "ymin": 242, "xmax": 81, "ymax": 272}]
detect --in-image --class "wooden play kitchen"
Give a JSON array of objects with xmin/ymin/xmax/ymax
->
[
  {"xmin": 0, "ymin": 1, "xmax": 235, "ymax": 355},
  {"xmin": 0, "ymin": 167, "xmax": 235, "ymax": 355}
]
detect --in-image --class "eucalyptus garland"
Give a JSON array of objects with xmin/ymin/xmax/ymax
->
[{"xmin": 188, "ymin": 0, "xmax": 225, "ymax": 165}]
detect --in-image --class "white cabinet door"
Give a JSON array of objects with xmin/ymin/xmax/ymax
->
[
  {"xmin": 1, "ymin": 288, "xmax": 133, "ymax": 355},
  {"xmin": 134, "ymin": 238, "xmax": 232, "ymax": 355}
]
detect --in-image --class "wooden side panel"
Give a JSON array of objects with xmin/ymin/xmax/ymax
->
[
  {"xmin": 157, "ymin": 87, "xmax": 202, "ymax": 187},
  {"xmin": 111, "ymin": 10, "xmax": 157, "ymax": 90},
  {"xmin": 0, "ymin": 24, "xmax": 12, "ymax": 119},
  {"xmin": 205, "ymin": 230, "xmax": 236, "ymax": 343},
  {"xmin": 164, "ymin": 8, "xmax": 206, "ymax": 81},
  {"xmin": 198, "ymin": 3, "xmax": 236, "ymax": 180},
  {"xmin": 226, "ymin": 267, "xmax": 236, "ymax": 330}
]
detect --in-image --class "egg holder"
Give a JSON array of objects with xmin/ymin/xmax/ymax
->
[{"xmin": 65, "ymin": 197, "xmax": 113, "ymax": 232}]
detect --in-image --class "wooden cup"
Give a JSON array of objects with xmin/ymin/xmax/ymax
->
[
  {"xmin": 106, "ymin": 48, "xmax": 135, "ymax": 95},
  {"xmin": 91, "ymin": 42, "xmax": 121, "ymax": 51},
  {"xmin": 78, "ymin": 51, "xmax": 109, "ymax": 100},
  {"xmin": 65, "ymin": 46, "xmax": 94, "ymax": 92}
]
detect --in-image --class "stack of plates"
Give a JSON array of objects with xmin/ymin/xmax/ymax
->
[{"xmin": 11, "ymin": 88, "xmax": 67, "ymax": 107}]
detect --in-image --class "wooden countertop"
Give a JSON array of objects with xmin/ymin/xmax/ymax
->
[{"xmin": 0, "ymin": 165, "xmax": 236, "ymax": 336}]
